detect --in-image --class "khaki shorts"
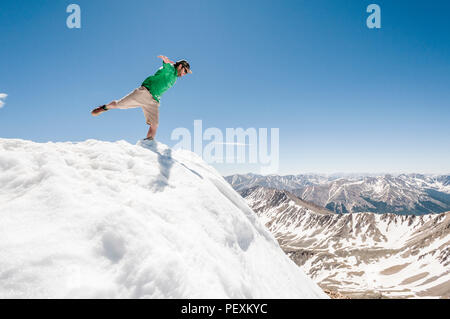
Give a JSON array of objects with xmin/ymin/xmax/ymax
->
[{"xmin": 106, "ymin": 86, "xmax": 159, "ymax": 126}]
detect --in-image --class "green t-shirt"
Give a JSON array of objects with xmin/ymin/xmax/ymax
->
[{"xmin": 141, "ymin": 62, "xmax": 178, "ymax": 102}]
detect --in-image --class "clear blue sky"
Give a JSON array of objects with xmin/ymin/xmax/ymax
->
[{"xmin": 1, "ymin": 0, "xmax": 449, "ymax": 175}]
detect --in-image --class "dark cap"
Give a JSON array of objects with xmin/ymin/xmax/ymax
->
[{"xmin": 177, "ymin": 60, "xmax": 192, "ymax": 73}]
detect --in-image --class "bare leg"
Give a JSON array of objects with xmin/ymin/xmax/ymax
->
[
  {"xmin": 146, "ymin": 124, "xmax": 158, "ymax": 139},
  {"xmin": 91, "ymin": 105, "xmax": 108, "ymax": 116}
]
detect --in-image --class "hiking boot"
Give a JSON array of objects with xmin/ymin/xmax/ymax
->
[{"xmin": 91, "ymin": 105, "xmax": 108, "ymax": 116}]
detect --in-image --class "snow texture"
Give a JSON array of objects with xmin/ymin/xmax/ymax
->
[{"xmin": 0, "ymin": 138, "xmax": 328, "ymax": 299}]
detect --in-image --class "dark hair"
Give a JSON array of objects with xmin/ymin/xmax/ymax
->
[{"xmin": 174, "ymin": 60, "xmax": 191, "ymax": 71}]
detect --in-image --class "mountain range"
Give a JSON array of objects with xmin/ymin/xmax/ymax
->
[
  {"xmin": 239, "ymin": 186, "xmax": 449, "ymax": 298},
  {"xmin": 226, "ymin": 173, "xmax": 450, "ymax": 215}
]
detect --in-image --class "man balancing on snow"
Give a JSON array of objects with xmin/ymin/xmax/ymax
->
[{"xmin": 91, "ymin": 55, "xmax": 192, "ymax": 140}]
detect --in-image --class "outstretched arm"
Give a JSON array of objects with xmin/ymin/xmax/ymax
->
[{"xmin": 157, "ymin": 55, "xmax": 174, "ymax": 64}]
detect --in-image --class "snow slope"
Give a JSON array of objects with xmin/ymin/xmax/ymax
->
[{"xmin": 0, "ymin": 138, "xmax": 327, "ymax": 299}]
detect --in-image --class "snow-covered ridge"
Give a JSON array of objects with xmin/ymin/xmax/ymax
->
[{"xmin": 0, "ymin": 138, "xmax": 327, "ymax": 299}]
